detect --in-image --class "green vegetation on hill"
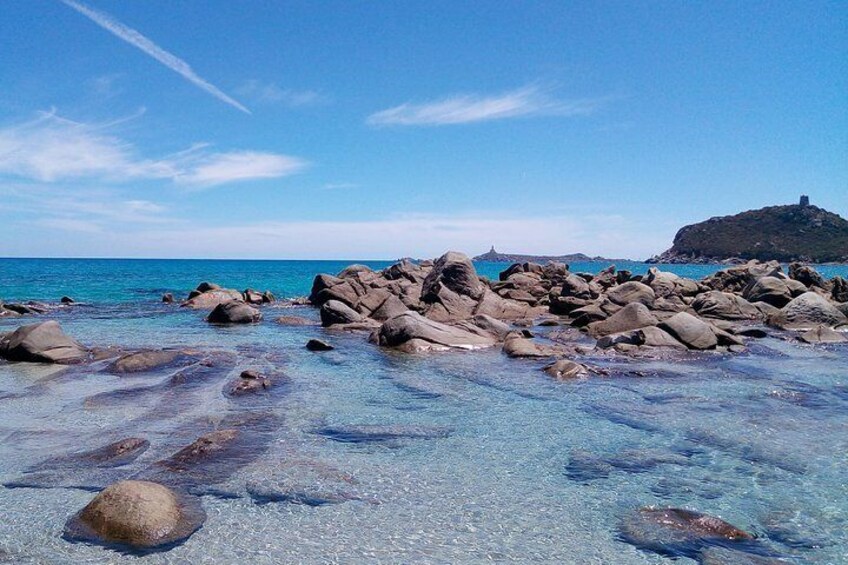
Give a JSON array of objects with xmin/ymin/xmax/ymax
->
[{"xmin": 651, "ymin": 203, "xmax": 848, "ymax": 264}]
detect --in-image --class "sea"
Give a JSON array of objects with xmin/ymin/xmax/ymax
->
[{"xmin": 0, "ymin": 258, "xmax": 846, "ymax": 564}]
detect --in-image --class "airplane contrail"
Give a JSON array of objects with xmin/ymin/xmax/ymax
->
[{"xmin": 61, "ymin": 0, "xmax": 251, "ymax": 114}]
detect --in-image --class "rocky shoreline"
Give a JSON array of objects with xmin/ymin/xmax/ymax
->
[{"xmin": 0, "ymin": 252, "xmax": 846, "ymax": 557}]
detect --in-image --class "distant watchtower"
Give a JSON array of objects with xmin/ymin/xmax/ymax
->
[{"xmin": 799, "ymin": 195, "xmax": 810, "ymax": 207}]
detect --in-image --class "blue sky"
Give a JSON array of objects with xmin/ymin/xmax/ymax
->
[{"xmin": 0, "ymin": 1, "xmax": 845, "ymax": 259}]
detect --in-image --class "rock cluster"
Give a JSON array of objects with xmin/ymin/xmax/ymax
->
[
  {"xmin": 181, "ymin": 282, "xmax": 274, "ymax": 310},
  {"xmin": 308, "ymin": 253, "xmax": 847, "ymax": 361}
]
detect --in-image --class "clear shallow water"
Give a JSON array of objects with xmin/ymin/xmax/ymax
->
[{"xmin": 0, "ymin": 259, "xmax": 846, "ymax": 564}]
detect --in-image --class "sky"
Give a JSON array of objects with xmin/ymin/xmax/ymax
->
[{"xmin": 0, "ymin": 1, "xmax": 845, "ymax": 260}]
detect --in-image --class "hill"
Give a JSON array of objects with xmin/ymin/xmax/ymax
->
[
  {"xmin": 648, "ymin": 197, "xmax": 848, "ymax": 264},
  {"xmin": 473, "ymin": 247, "xmax": 625, "ymax": 264}
]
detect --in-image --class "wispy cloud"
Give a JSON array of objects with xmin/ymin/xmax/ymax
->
[
  {"xmin": 0, "ymin": 110, "xmax": 307, "ymax": 187},
  {"xmin": 322, "ymin": 182, "xmax": 358, "ymax": 190},
  {"xmin": 175, "ymin": 151, "xmax": 307, "ymax": 187},
  {"xmin": 60, "ymin": 0, "xmax": 250, "ymax": 114},
  {"xmin": 367, "ymin": 85, "xmax": 604, "ymax": 127},
  {"xmin": 236, "ymin": 80, "xmax": 327, "ymax": 107}
]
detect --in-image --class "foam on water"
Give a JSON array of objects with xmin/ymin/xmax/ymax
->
[{"xmin": 1, "ymin": 260, "xmax": 847, "ymax": 563}]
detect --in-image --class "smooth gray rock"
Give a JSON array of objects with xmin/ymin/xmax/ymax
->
[
  {"xmin": 798, "ymin": 325, "xmax": 847, "ymax": 344},
  {"xmin": 0, "ymin": 321, "xmax": 87, "ymax": 364},
  {"xmin": 319, "ymin": 300, "xmax": 363, "ymax": 327},
  {"xmin": 543, "ymin": 359, "xmax": 588, "ymax": 379},
  {"xmin": 588, "ymin": 303, "xmax": 659, "ymax": 338},
  {"xmin": 606, "ymin": 281, "xmax": 656, "ymax": 307},
  {"xmin": 769, "ymin": 292, "xmax": 848, "ymax": 330},
  {"xmin": 659, "ymin": 312, "xmax": 718, "ymax": 350},
  {"xmin": 207, "ymin": 301, "xmax": 262, "ymax": 324},
  {"xmin": 743, "ymin": 276, "xmax": 793, "ymax": 308},
  {"xmin": 691, "ymin": 291, "xmax": 762, "ymax": 321},
  {"xmin": 377, "ymin": 311, "xmax": 496, "ymax": 350}
]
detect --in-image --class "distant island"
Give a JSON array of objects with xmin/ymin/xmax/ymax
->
[
  {"xmin": 648, "ymin": 196, "xmax": 848, "ymax": 264},
  {"xmin": 473, "ymin": 246, "xmax": 628, "ymax": 264}
]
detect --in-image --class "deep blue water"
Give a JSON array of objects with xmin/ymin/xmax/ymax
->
[
  {"xmin": 0, "ymin": 258, "xmax": 846, "ymax": 564},
  {"xmin": 2, "ymin": 258, "xmax": 847, "ymax": 304}
]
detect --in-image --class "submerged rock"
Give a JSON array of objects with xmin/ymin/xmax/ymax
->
[
  {"xmin": 542, "ymin": 359, "xmax": 588, "ymax": 380},
  {"xmin": 0, "ymin": 321, "xmax": 88, "ymax": 364},
  {"xmin": 107, "ymin": 350, "xmax": 192, "ymax": 374},
  {"xmin": 63, "ymin": 480, "xmax": 205, "ymax": 552},
  {"xmin": 316, "ymin": 424, "xmax": 453, "ymax": 444},
  {"xmin": 619, "ymin": 507, "xmax": 755, "ymax": 559}
]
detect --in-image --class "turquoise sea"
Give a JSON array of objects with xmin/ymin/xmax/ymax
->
[{"xmin": 1, "ymin": 258, "xmax": 847, "ymax": 564}]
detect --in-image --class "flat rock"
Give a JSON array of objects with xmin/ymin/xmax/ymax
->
[
  {"xmin": 377, "ymin": 311, "xmax": 496, "ymax": 351},
  {"xmin": 798, "ymin": 325, "xmax": 847, "ymax": 344},
  {"xmin": 588, "ymin": 303, "xmax": 659, "ymax": 338}
]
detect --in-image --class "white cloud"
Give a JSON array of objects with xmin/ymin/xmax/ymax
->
[
  {"xmin": 61, "ymin": 0, "xmax": 250, "ymax": 114},
  {"xmin": 367, "ymin": 85, "xmax": 604, "ymax": 127},
  {"xmin": 0, "ymin": 111, "xmax": 306, "ymax": 187},
  {"xmin": 236, "ymin": 80, "xmax": 326, "ymax": 107},
  {"xmin": 322, "ymin": 182, "xmax": 358, "ymax": 190},
  {"xmin": 35, "ymin": 218, "xmax": 103, "ymax": 233},
  {"xmin": 175, "ymin": 151, "xmax": 307, "ymax": 187}
]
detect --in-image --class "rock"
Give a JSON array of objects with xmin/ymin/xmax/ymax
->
[
  {"xmin": 549, "ymin": 295, "xmax": 592, "ymax": 315},
  {"xmin": 769, "ymin": 292, "xmax": 848, "ymax": 330},
  {"xmin": 183, "ymin": 289, "xmax": 244, "ymax": 309},
  {"xmin": 606, "ymin": 281, "xmax": 656, "ymax": 307},
  {"xmin": 502, "ymin": 333, "xmax": 552, "ymax": 358},
  {"xmin": 242, "ymin": 289, "xmax": 265, "ymax": 304},
  {"xmin": 108, "ymin": 350, "xmax": 185, "ymax": 373},
  {"xmin": 743, "ymin": 276, "xmax": 793, "ymax": 308},
  {"xmin": 559, "ymin": 274, "xmax": 593, "ymax": 300},
  {"xmin": 798, "ymin": 325, "xmax": 847, "ymax": 344},
  {"xmin": 473, "ymin": 289, "xmax": 535, "ymax": 320},
  {"xmin": 831, "ymin": 276, "xmax": 848, "ymax": 303},
  {"xmin": 368, "ymin": 294, "xmax": 409, "ymax": 322},
  {"xmin": 240, "ymin": 370, "xmax": 262, "ymax": 379},
  {"xmin": 470, "ymin": 314, "xmax": 512, "ymax": 340},
  {"xmin": 225, "ymin": 374, "xmax": 271, "ymax": 396},
  {"xmin": 789, "ymin": 262, "xmax": 827, "ymax": 289},
  {"xmin": 543, "ymin": 359, "xmax": 588, "ymax": 379},
  {"xmin": 643, "ymin": 268, "xmax": 700, "ymax": 297},
  {"xmin": 699, "ymin": 547, "xmax": 787, "ymax": 565},
  {"xmin": 618, "ymin": 507, "xmax": 754, "ymax": 560},
  {"xmin": 60, "ymin": 296, "xmax": 75, "ymax": 304},
  {"xmin": 596, "ymin": 331, "xmax": 643, "ymax": 349},
  {"xmin": 588, "ymin": 303, "xmax": 659, "ymax": 338},
  {"xmin": 570, "ymin": 303, "xmax": 608, "ymax": 327},
  {"xmin": 306, "ymin": 339, "xmax": 334, "ymax": 351},
  {"xmin": 377, "ymin": 311, "xmax": 496, "ymax": 351},
  {"xmin": 659, "ymin": 312, "xmax": 718, "ymax": 350},
  {"xmin": 337, "ymin": 264, "xmax": 373, "ymax": 279},
  {"xmin": 383, "ymin": 259, "xmax": 425, "ymax": 283},
  {"xmin": 691, "ymin": 291, "xmax": 762, "ymax": 321},
  {"xmin": 196, "ymin": 282, "xmax": 221, "ymax": 293},
  {"xmin": 161, "ymin": 293, "xmax": 174, "ymax": 304},
  {"xmin": 63, "ymin": 480, "xmax": 206, "ymax": 551},
  {"xmin": 320, "ymin": 300, "xmax": 363, "ymax": 326},
  {"xmin": 421, "ymin": 251, "xmax": 484, "ymax": 302},
  {"xmin": 704, "ymin": 261, "xmax": 782, "ymax": 293},
  {"xmin": 637, "ymin": 326, "xmax": 688, "ymax": 349},
  {"xmin": 207, "ymin": 301, "xmax": 262, "ymax": 324},
  {"xmin": 0, "ymin": 321, "xmax": 88, "ymax": 364},
  {"xmin": 276, "ymin": 315, "xmax": 318, "ymax": 326}
]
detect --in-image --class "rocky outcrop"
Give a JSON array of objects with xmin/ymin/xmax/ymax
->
[
  {"xmin": 0, "ymin": 321, "xmax": 88, "ymax": 364},
  {"xmin": 183, "ymin": 282, "xmax": 274, "ymax": 310},
  {"xmin": 649, "ymin": 200, "xmax": 848, "ymax": 263},
  {"xmin": 63, "ymin": 480, "xmax": 206, "ymax": 551}
]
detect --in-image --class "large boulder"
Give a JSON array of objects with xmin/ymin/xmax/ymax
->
[
  {"xmin": 691, "ymin": 291, "xmax": 762, "ymax": 321},
  {"xmin": 643, "ymin": 268, "xmax": 700, "ymax": 298},
  {"xmin": 559, "ymin": 274, "xmax": 593, "ymax": 300},
  {"xmin": 789, "ymin": 263, "xmax": 827, "ymax": 289},
  {"xmin": 183, "ymin": 289, "xmax": 244, "ymax": 309},
  {"xmin": 421, "ymin": 251, "xmax": 484, "ymax": 302},
  {"xmin": 704, "ymin": 261, "xmax": 782, "ymax": 293},
  {"xmin": 832, "ymin": 276, "xmax": 848, "ymax": 303},
  {"xmin": 743, "ymin": 276, "xmax": 793, "ymax": 308},
  {"xmin": 63, "ymin": 480, "xmax": 206, "ymax": 551},
  {"xmin": 0, "ymin": 321, "xmax": 88, "ymax": 363},
  {"xmin": 588, "ymin": 303, "xmax": 659, "ymax": 338},
  {"xmin": 319, "ymin": 300, "xmax": 363, "ymax": 327},
  {"xmin": 659, "ymin": 312, "xmax": 718, "ymax": 350},
  {"xmin": 207, "ymin": 301, "xmax": 262, "ymax": 324},
  {"xmin": 377, "ymin": 311, "xmax": 496, "ymax": 351},
  {"xmin": 606, "ymin": 281, "xmax": 655, "ymax": 308},
  {"xmin": 769, "ymin": 292, "xmax": 848, "ymax": 330}
]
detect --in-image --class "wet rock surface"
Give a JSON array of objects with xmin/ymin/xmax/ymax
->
[
  {"xmin": 0, "ymin": 321, "xmax": 88, "ymax": 364},
  {"xmin": 63, "ymin": 480, "xmax": 206, "ymax": 552}
]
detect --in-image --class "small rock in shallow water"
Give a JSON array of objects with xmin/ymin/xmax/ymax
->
[
  {"xmin": 543, "ymin": 359, "xmax": 587, "ymax": 380},
  {"xmin": 207, "ymin": 301, "xmax": 262, "ymax": 324},
  {"xmin": 619, "ymin": 507, "xmax": 755, "ymax": 559},
  {"xmin": 60, "ymin": 296, "xmax": 74, "ymax": 304},
  {"xmin": 0, "ymin": 320, "xmax": 88, "ymax": 364},
  {"xmin": 798, "ymin": 325, "xmax": 847, "ymax": 344},
  {"xmin": 63, "ymin": 480, "xmax": 205, "ymax": 552},
  {"xmin": 161, "ymin": 293, "xmax": 174, "ymax": 303},
  {"xmin": 306, "ymin": 339, "xmax": 334, "ymax": 351}
]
